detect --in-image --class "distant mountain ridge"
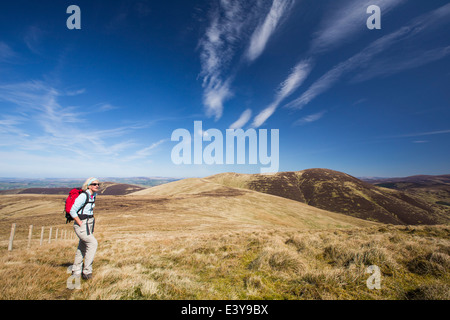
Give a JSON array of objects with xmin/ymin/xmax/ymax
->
[
  {"xmin": 0, "ymin": 182, "xmax": 146, "ymax": 196},
  {"xmin": 2, "ymin": 170, "xmax": 448, "ymax": 225},
  {"xmin": 0, "ymin": 177, "xmax": 179, "ymax": 191},
  {"xmin": 362, "ymin": 173, "xmax": 450, "ymax": 220},
  {"xmin": 206, "ymin": 169, "xmax": 449, "ymax": 225},
  {"xmin": 361, "ymin": 174, "xmax": 450, "ymax": 189}
]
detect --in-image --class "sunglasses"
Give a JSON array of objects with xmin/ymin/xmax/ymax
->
[{"xmin": 90, "ymin": 183, "xmax": 101, "ymax": 186}]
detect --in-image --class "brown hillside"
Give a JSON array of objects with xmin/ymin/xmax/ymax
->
[
  {"xmin": 97, "ymin": 182, "xmax": 146, "ymax": 195},
  {"xmin": 207, "ymin": 169, "xmax": 446, "ymax": 225},
  {"xmin": 366, "ymin": 174, "xmax": 450, "ymax": 188},
  {"xmin": 1, "ymin": 190, "xmax": 449, "ymax": 300},
  {"xmin": 364, "ymin": 175, "xmax": 450, "ymax": 220},
  {"xmin": 0, "ymin": 182, "xmax": 146, "ymax": 196},
  {"xmin": 128, "ymin": 177, "xmax": 376, "ymax": 230}
]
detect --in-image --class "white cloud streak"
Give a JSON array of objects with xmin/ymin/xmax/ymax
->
[
  {"xmin": 230, "ymin": 108, "xmax": 252, "ymax": 129},
  {"xmin": 0, "ymin": 81, "xmax": 140, "ymax": 159},
  {"xmin": 199, "ymin": 0, "xmax": 252, "ymax": 120},
  {"xmin": 277, "ymin": 59, "xmax": 313, "ymax": 100},
  {"xmin": 252, "ymin": 59, "xmax": 312, "ymax": 127},
  {"xmin": 0, "ymin": 42, "xmax": 16, "ymax": 62},
  {"xmin": 251, "ymin": 101, "xmax": 278, "ymax": 129},
  {"xmin": 122, "ymin": 139, "xmax": 168, "ymax": 162},
  {"xmin": 351, "ymin": 45, "xmax": 450, "ymax": 83},
  {"xmin": 293, "ymin": 110, "xmax": 326, "ymax": 126},
  {"xmin": 246, "ymin": 0, "xmax": 294, "ymax": 62},
  {"xmin": 199, "ymin": 0, "xmax": 292, "ymax": 121},
  {"xmin": 393, "ymin": 129, "xmax": 450, "ymax": 138},
  {"xmin": 24, "ymin": 26, "xmax": 45, "ymax": 55},
  {"xmin": 251, "ymin": 0, "xmax": 407, "ymax": 126},
  {"xmin": 310, "ymin": 0, "xmax": 407, "ymax": 54},
  {"xmin": 285, "ymin": 3, "xmax": 450, "ymax": 110}
]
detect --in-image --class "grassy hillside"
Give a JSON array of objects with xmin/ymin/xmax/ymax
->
[
  {"xmin": 367, "ymin": 174, "xmax": 450, "ymax": 222},
  {"xmin": 0, "ymin": 217, "xmax": 448, "ymax": 299},
  {"xmin": 206, "ymin": 169, "xmax": 449, "ymax": 225},
  {"xmin": 127, "ymin": 177, "xmax": 375, "ymax": 229},
  {"xmin": 0, "ymin": 176, "xmax": 448, "ymax": 300}
]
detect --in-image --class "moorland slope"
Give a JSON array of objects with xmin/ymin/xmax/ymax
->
[{"xmin": 206, "ymin": 169, "xmax": 449, "ymax": 225}]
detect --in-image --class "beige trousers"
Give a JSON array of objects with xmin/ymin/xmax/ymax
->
[{"xmin": 72, "ymin": 218, "xmax": 97, "ymax": 275}]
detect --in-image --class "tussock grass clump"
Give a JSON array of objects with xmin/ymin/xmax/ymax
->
[
  {"xmin": 248, "ymin": 247, "xmax": 306, "ymax": 274},
  {"xmin": 323, "ymin": 243, "xmax": 393, "ymax": 269},
  {"xmin": 407, "ymin": 252, "xmax": 450, "ymax": 276},
  {"xmin": 286, "ymin": 267, "xmax": 368, "ymax": 300},
  {"xmin": 404, "ymin": 283, "xmax": 450, "ymax": 300}
]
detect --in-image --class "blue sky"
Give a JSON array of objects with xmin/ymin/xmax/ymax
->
[{"xmin": 0, "ymin": 0, "xmax": 449, "ymax": 179}]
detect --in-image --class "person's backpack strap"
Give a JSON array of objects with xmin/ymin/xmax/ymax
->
[
  {"xmin": 77, "ymin": 191, "xmax": 90, "ymax": 216},
  {"xmin": 79, "ymin": 192, "xmax": 94, "ymax": 235}
]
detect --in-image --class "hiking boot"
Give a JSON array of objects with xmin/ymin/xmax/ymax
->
[{"xmin": 82, "ymin": 273, "xmax": 93, "ymax": 280}]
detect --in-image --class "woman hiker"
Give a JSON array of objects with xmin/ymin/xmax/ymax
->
[{"xmin": 70, "ymin": 177, "xmax": 100, "ymax": 280}]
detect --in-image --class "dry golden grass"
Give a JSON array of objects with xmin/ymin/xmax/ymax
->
[
  {"xmin": 1, "ymin": 224, "xmax": 449, "ymax": 300},
  {"xmin": 0, "ymin": 179, "xmax": 449, "ymax": 300}
]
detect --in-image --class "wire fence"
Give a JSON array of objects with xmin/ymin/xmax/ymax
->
[{"xmin": 5, "ymin": 223, "xmax": 77, "ymax": 251}]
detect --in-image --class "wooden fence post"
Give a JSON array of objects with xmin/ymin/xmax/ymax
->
[
  {"xmin": 55, "ymin": 229, "xmax": 59, "ymax": 241},
  {"xmin": 8, "ymin": 223, "xmax": 16, "ymax": 251},
  {"xmin": 27, "ymin": 225, "xmax": 33, "ymax": 248},
  {"xmin": 40, "ymin": 227, "xmax": 44, "ymax": 245},
  {"xmin": 48, "ymin": 227, "xmax": 52, "ymax": 244}
]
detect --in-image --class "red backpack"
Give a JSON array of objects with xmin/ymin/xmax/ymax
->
[{"xmin": 64, "ymin": 188, "xmax": 89, "ymax": 223}]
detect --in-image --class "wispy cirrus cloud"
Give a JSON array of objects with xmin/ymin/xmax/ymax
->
[
  {"xmin": 198, "ymin": 0, "xmax": 253, "ymax": 120},
  {"xmin": 250, "ymin": 0, "xmax": 407, "ymax": 126},
  {"xmin": 310, "ymin": 0, "xmax": 406, "ymax": 54},
  {"xmin": 65, "ymin": 88, "xmax": 86, "ymax": 96},
  {"xmin": 122, "ymin": 139, "xmax": 168, "ymax": 162},
  {"xmin": 24, "ymin": 26, "xmax": 45, "ymax": 55},
  {"xmin": 0, "ymin": 115, "xmax": 29, "ymax": 146},
  {"xmin": 277, "ymin": 59, "xmax": 313, "ymax": 100},
  {"xmin": 199, "ymin": 0, "xmax": 293, "ymax": 121},
  {"xmin": 246, "ymin": 0, "xmax": 295, "ymax": 62},
  {"xmin": 376, "ymin": 128, "xmax": 450, "ymax": 145},
  {"xmin": 230, "ymin": 108, "xmax": 252, "ymax": 129},
  {"xmin": 293, "ymin": 110, "xmax": 326, "ymax": 126},
  {"xmin": 0, "ymin": 42, "xmax": 16, "ymax": 62},
  {"xmin": 390, "ymin": 129, "xmax": 450, "ymax": 138},
  {"xmin": 252, "ymin": 58, "xmax": 313, "ymax": 127},
  {"xmin": 95, "ymin": 103, "xmax": 121, "ymax": 112},
  {"xmin": 351, "ymin": 45, "xmax": 450, "ymax": 83},
  {"xmin": 0, "ymin": 80, "xmax": 141, "ymax": 159},
  {"xmin": 285, "ymin": 3, "xmax": 450, "ymax": 110}
]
